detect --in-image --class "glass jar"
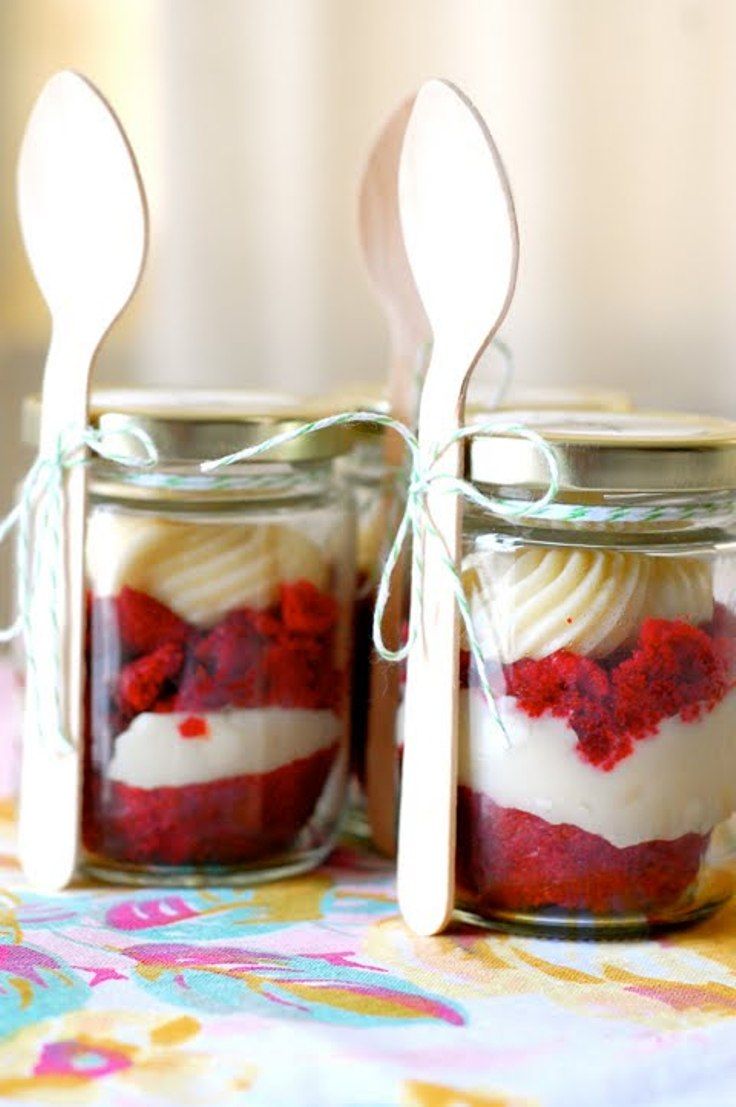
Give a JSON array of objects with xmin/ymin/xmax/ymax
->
[
  {"xmin": 77, "ymin": 395, "xmax": 355, "ymax": 885},
  {"xmin": 456, "ymin": 410, "xmax": 736, "ymax": 936}
]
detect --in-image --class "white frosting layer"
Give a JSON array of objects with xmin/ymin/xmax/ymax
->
[
  {"xmin": 86, "ymin": 513, "xmax": 329, "ymax": 626},
  {"xmin": 456, "ymin": 689, "xmax": 736, "ymax": 848},
  {"xmin": 463, "ymin": 547, "xmax": 714, "ymax": 663},
  {"xmin": 108, "ymin": 708, "xmax": 340, "ymax": 789}
]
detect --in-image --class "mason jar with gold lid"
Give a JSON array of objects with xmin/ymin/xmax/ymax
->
[
  {"xmin": 455, "ymin": 409, "xmax": 736, "ymax": 935},
  {"xmin": 22, "ymin": 390, "xmax": 356, "ymax": 885}
]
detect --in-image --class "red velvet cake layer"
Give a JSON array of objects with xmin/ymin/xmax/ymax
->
[
  {"xmin": 457, "ymin": 786, "xmax": 709, "ymax": 916},
  {"xmin": 84, "ymin": 743, "xmax": 338, "ymax": 867}
]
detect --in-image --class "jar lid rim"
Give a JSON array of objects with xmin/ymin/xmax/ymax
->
[
  {"xmin": 469, "ymin": 409, "xmax": 736, "ymax": 494},
  {"xmin": 22, "ymin": 388, "xmax": 351, "ymax": 463}
]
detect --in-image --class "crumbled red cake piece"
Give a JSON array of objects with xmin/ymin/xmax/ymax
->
[
  {"xmin": 614, "ymin": 619, "xmax": 729, "ymax": 738},
  {"xmin": 265, "ymin": 637, "xmax": 341, "ymax": 711},
  {"xmin": 456, "ymin": 788, "xmax": 709, "ymax": 916},
  {"xmin": 117, "ymin": 643, "xmax": 184, "ymax": 715},
  {"xmin": 281, "ymin": 580, "xmax": 339, "ymax": 635},
  {"xmin": 174, "ymin": 661, "xmax": 240, "ymax": 712},
  {"xmin": 178, "ymin": 715, "xmax": 209, "ymax": 739},
  {"xmin": 249, "ymin": 609, "xmax": 283, "ymax": 638},
  {"xmin": 498, "ymin": 617, "xmax": 733, "ymax": 770},
  {"xmin": 115, "ymin": 587, "xmax": 190, "ymax": 656},
  {"xmin": 194, "ymin": 609, "xmax": 264, "ymax": 683},
  {"xmin": 89, "ymin": 579, "xmax": 345, "ymax": 727}
]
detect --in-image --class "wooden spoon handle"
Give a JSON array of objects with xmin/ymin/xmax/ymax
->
[
  {"xmin": 18, "ymin": 332, "xmax": 91, "ymax": 890},
  {"xmin": 397, "ymin": 430, "xmax": 462, "ymax": 936}
]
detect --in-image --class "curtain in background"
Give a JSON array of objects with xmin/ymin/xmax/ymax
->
[{"xmin": 1, "ymin": 0, "xmax": 736, "ymax": 610}]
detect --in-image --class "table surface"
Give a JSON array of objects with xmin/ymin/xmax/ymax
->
[{"xmin": 0, "ymin": 801, "xmax": 735, "ymax": 1107}]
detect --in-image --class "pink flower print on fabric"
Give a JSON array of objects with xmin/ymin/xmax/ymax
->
[
  {"xmin": 0, "ymin": 943, "xmax": 60, "ymax": 983},
  {"xmin": 106, "ymin": 895, "xmax": 200, "ymax": 931},
  {"xmin": 34, "ymin": 1039, "xmax": 133, "ymax": 1079},
  {"xmin": 0, "ymin": 943, "xmax": 88, "ymax": 1036}
]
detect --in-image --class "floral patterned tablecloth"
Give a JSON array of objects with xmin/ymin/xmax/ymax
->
[{"xmin": 1, "ymin": 799, "xmax": 736, "ymax": 1107}]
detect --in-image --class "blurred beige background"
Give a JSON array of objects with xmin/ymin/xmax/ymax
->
[{"xmin": 1, "ymin": 0, "xmax": 736, "ymax": 609}]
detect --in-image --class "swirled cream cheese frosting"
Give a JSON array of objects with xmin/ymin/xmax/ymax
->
[
  {"xmin": 86, "ymin": 511, "xmax": 329, "ymax": 626},
  {"xmin": 463, "ymin": 546, "xmax": 714, "ymax": 663},
  {"xmin": 644, "ymin": 556, "xmax": 713, "ymax": 624}
]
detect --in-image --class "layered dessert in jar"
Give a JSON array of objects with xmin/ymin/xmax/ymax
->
[
  {"xmin": 83, "ymin": 509, "xmax": 352, "ymax": 878},
  {"xmin": 17, "ymin": 389, "xmax": 355, "ymax": 884},
  {"xmin": 456, "ymin": 542, "xmax": 736, "ymax": 928}
]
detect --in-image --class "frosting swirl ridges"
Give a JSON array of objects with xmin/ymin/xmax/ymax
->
[
  {"xmin": 464, "ymin": 546, "xmax": 713, "ymax": 663},
  {"xmin": 86, "ymin": 513, "xmax": 329, "ymax": 626}
]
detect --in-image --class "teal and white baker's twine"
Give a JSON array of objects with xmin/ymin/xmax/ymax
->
[
  {"xmin": 0, "ymin": 424, "xmax": 157, "ymax": 754},
  {"xmin": 202, "ymin": 410, "xmax": 560, "ymax": 733}
]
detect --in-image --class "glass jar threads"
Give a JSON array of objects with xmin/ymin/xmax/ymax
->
[
  {"xmin": 457, "ymin": 411, "xmax": 736, "ymax": 935},
  {"xmin": 78, "ymin": 394, "xmax": 355, "ymax": 885}
]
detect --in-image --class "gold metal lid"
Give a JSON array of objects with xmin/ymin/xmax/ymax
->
[
  {"xmin": 469, "ymin": 410, "xmax": 736, "ymax": 493},
  {"xmin": 22, "ymin": 388, "xmax": 351, "ymax": 463}
]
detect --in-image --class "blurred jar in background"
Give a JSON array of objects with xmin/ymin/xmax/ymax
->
[{"xmin": 304, "ymin": 386, "xmax": 400, "ymax": 831}]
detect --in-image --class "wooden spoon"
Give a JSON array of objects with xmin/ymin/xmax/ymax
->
[
  {"xmin": 17, "ymin": 70, "xmax": 148, "ymax": 890},
  {"xmin": 358, "ymin": 96, "xmax": 431, "ymax": 856},
  {"xmin": 396, "ymin": 79, "xmax": 519, "ymax": 936}
]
